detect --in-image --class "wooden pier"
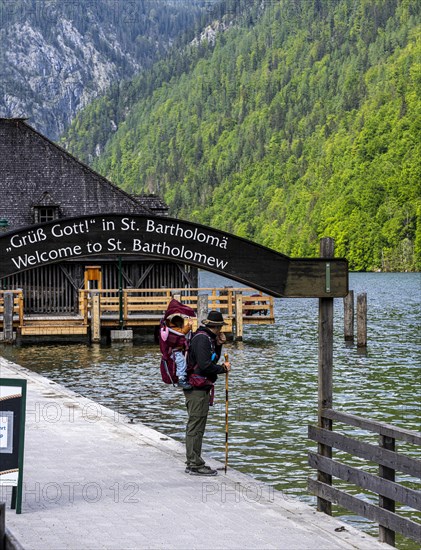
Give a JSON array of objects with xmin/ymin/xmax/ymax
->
[
  {"xmin": 0, "ymin": 288, "xmax": 274, "ymax": 343},
  {"xmin": 1, "ymin": 358, "xmax": 387, "ymax": 550}
]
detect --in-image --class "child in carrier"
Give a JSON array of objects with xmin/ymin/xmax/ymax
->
[
  {"xmin": 166, "ymin": 314, "xmax": 193, "ymax": 389},
  {"xmin": 159, "ymin": 298, "xmax": 195, "ymax": 389}
]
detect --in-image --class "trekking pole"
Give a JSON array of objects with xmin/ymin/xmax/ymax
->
[{"xmin": 224, "ymin": 352, "xmax": 229, "ymax": 474}]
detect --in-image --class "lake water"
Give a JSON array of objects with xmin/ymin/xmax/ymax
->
[{"xmin": 1, "ymin": 272, "xmax": 420, "ymax": 548}]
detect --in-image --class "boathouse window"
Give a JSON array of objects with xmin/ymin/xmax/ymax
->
[
  {"xmin": 34, "ymin": 206, "xmax": 60, "ymax": 223},
  {"xmin": 32, "ymin": 191, "xmax": 61, "ymax": 224}
]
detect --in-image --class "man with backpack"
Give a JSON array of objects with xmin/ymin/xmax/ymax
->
[{"xmin": 184, "ymin": 310, "xmax": 231, "ymax": 476}]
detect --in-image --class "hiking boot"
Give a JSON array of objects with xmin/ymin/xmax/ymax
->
[
  {"xmin": 184, "ymin": 465, "xmax": 209, "ymax": 473},
  {"xmin": 177, "ymin": 378, "xmax": 192, "ymax": 390},
  {"xmin": 189, "ymin": 466, "xmax": 217, "ymax": 476}
]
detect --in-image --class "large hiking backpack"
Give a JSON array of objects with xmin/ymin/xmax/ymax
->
[{"xmin": 158, "ymin": 299, "xmax": 195, "ymax": 385}]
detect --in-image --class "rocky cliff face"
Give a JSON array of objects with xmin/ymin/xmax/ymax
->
[
  {"xmin": 0, "ymin": 0, "xmax": 208, "ymax": 140},
  {"xmin": 1, "ymin": 20, "xmax": 136, "ymax": 139}
]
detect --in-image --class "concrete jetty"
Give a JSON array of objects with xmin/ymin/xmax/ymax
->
[{"xmin": 0, "ymin": 357, "xmax": 386, "ymax": 550}]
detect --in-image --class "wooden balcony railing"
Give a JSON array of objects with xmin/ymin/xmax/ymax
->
[{"xmin": 78, "ymin": 287, "xmax": 274, "ymax": 329}]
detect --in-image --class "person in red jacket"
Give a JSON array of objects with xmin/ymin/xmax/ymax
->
[{"xmin": 184, "ymin": 310, "xmax": 231, "ymax": 476}]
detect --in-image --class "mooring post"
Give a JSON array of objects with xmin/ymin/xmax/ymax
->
[
  {"xmin": 234, "ymin": 291, "xmax": 243, "ymax": 341},
  {"xmin": 3, "ymin": 291, "xmax": 14, "ymax": 344},
  {"xmin": 197, "ymin": 294, "xmax": 208, "ymax": 329},
  {"xmin": 91, "ymin": 292, "xmax": 101, "ymax": 343},
  {"xmin": 317, "ymin": 237, "xmax": 334, "ymax": 515},
  {"xmin": 357, "ymin": 292, "xmax": 367, "ymax": 348},
  {"xmin": 343, "ymin": 290, "xmax": 354, "ymax": 342}
]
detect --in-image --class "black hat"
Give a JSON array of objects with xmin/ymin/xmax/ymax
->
[{"xmin": 201, "ymin": 310, "xmax": 227, "ymax": 326}]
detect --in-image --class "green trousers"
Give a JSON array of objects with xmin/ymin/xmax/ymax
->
[{"xmin": 184, "ymin": 389, "xmax": 210, "ymax": 468}]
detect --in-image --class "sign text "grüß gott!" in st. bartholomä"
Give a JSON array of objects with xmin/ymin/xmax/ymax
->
[{"xmin": 0, "ymin": 215, "xmax": 348, "ymax": 298}]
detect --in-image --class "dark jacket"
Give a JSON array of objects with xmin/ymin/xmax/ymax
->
[{"xmin": 188, "ymin": 326, "xmax": 226, "ymax": 383}]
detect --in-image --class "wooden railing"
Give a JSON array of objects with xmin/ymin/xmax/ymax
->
[
  {"xmin": 78, "ymin": 287, "xmax": 274, "ymax": 327},
  {"xmin": 308, "ymin": 409, "xmax": 421, "ymax": 546},
  {"xmin": 0, "ymin": 290, "xmax": 24, "ymax": 327}
]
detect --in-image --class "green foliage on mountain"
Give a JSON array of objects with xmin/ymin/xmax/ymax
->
[
  {"xmin": 65, "ymin": 0, "xmax": 421, "ymax": 271},
  {"xmin": 62, "ymin": 0, "xmax": 256, "ymax": 161}
]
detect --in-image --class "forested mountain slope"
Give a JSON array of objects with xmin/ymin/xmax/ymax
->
[
  {"xmin": 65, "ymin": 0, "xmax": 421, "ymax": 271},
  {"xmin": 0, "ymin": 0, "xmax": 213, "ymax": 139}
]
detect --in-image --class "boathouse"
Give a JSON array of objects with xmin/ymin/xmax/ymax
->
[{"xmin": 0, "ymin": 118, "xmax": 198, "ymax": 315}]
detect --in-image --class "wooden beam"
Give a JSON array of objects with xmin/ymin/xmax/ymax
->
[
  {"xmin": 234, "ymin": 291, "xmax": 243, "ymax": 341},
  {"xmin": 308, "ymin": 479, "xmax": 421, "ymax": 543},
  {"xmin": 197, "ymin": 295, "xmax": 208, "ymax": 328},
  {"xmin": 379, "ymin": 435, "xmax": 396, "ymax": 545},
  {"xmin": 343, "ymin": 290, "xmax": 354, "ymax": 341},
  {"xmin": 309, "ymin": 426, "xmax": 421, "ymax": 478},
  {"xmin": 321, "ymin": 409, "xmax": 421, "ymax": 446},
  {"xmin": 357, "ymin": 292, "xmax": 367, "ymax": 347},
  {"xmin": 3, "ymin": 291, "xmax": 14, "ymax": 343},
  {"xmin": 317, "ymin": 237, "xmax": 334, "ymax": 515},
  {"xmin": 91, "ymin": 293, "xmax": 101, "ymax": 343},
  {"xmin": 308, "ymin": 452, "xmax": 421, "ymax": 511}
]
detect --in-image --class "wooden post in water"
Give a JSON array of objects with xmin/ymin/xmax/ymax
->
[
  {"xmin": 3, "ymin": 291, "xmax": 14, "ymax": 344},
  {"xmin": 357, "ymin": 292, "xmax": 367, "ymax": 348},
  {"xmin": 343, "ymin": 290, "xmax": 354, "ymax": 342},
  {"xmin": 379, "ymin": 435, "xmax": 396, "ymax": 546},
  {"xmin": 234, "ymin": 291, "xmax": 243, "ymax": 341},
  {"xmin": 317, "ymin": 237, "xmax": 334, "ymax": 515},
  {"xmin": 91, "ymin": 292, "xmax": 101, "ymax": 343}
]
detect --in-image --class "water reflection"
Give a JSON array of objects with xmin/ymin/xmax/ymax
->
[{"xmin": 1, "ymin": 272, "xmax": 420, "ymax": 548}]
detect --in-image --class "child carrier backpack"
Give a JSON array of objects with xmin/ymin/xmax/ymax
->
[{"xmin": 158, "ymin": 299, "xmax": 195, "ymax": 385}]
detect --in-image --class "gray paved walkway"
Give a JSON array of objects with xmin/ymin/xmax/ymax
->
[{"xmin": 0, "ymin": 357, "xmax": 387, "ymax": 550}]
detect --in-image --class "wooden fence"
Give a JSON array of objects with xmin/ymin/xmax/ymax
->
[
  {"xmin": 78, "ymin": 287, "xmax": 274, "ymax": 329},
  {"xmin": 0, "ymin": 287, "xmax": 273, "ymax": 342},
  {"xmin": 308, "ymin": 408, "xmax": 421, "ymax": 546}
]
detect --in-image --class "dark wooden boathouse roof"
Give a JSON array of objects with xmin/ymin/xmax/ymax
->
[
  {"xmin": 0, "ymin": 117, "xmax": 168, "ymax": 230},
  {"xmin": 0, "ymin": 119, "xmax": 197, "ymax": 322}
]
